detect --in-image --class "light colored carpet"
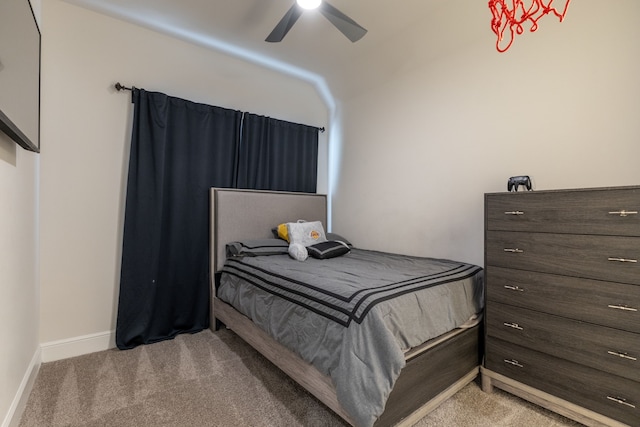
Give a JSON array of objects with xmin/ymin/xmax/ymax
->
[{"xmin": 19, "ymin": 329, "xmax": 584, "ymax": 427}]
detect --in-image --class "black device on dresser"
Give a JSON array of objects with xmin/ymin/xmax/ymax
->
[{"xmin": 481, "ymin": 185, "xmax": 640, "ymax": 427}]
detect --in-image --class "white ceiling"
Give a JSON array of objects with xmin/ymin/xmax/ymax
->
[{"xmin": 62, "ymin": 0, "xmax": 457, "ymax": 98}]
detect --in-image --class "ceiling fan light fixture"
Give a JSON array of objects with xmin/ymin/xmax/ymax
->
[
  {"xmin": 296, "ymin": 0, "xmax": 321, "ymax": 10},
  {"xmin": 266, "ymin": 0, "xmax": 366, "ymax": 43}
]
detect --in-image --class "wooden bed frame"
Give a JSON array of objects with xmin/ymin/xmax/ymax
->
[{"xmin": 209, "ymin": 188, "xmax": 481, "ymax": 427}]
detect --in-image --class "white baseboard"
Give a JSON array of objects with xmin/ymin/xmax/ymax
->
[
  {"xmin": 2, "ymin": 347, "xmax": 41, "ymax": 427},
  {"xmin": 41, "ymin": 330, "xmax": 116, "ymax": 363},
  {"xmin": 3, "ymin": 332, "xmax": 115, "ymax": 427}
]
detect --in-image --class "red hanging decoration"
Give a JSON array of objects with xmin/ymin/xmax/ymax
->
[{"xmin": 489, "ymin": 0, "xmax": 571, "ymax": 52}]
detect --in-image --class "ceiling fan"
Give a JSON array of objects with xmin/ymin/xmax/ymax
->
[{"xmin": 266, "ymin": 0, "xmax": 367, "ymax": 43}]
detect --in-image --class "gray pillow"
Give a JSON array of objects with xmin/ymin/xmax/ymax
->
[
  {"xmin": 326, "ymin": 232, "xmax": 353, "ymax": 247},
  {"xmin": 226, "ymin": 239, "xmax": 289, "ymax": 257}
]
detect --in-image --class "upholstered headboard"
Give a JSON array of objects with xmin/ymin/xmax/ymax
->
[{"xmin": 210, "ymin": 188, "xmax": 328, "ymax": 274}]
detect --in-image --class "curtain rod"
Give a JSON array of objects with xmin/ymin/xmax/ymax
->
[{"xmin": 114, "ymin": 82, "xmax": 325, "ymax": 133}]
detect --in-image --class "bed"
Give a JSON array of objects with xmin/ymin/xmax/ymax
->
[{"xmin": 209, "ymin": 188, "xmax": 484, "ymax": 427}]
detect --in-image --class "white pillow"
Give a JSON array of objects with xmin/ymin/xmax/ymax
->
[{"xmin": 286, "ymin": 220, "xmax": 327, "ymax": 247}]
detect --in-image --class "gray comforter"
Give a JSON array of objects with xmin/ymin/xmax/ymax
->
[{"xmin": 218, "ymin": 248, "xmax": 483, "ymax": 427}]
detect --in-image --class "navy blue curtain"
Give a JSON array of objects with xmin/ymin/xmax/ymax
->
[
  {"xmin": 116, "ymin": 90, "xmax": 319, "ymax": 350},
  {"xmin": 237, "ymin": 113, "xmax": 318, "ymax": 193},
  {"xmin": 116, "ymin": 89, "xmax": 242, "ymax": 349}
]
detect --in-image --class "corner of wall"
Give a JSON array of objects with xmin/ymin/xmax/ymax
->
[{"xmin": 2, "ymin": 348, "xmax": 41, "ymax": 427}]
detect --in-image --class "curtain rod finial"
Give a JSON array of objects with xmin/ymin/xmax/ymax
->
[{"xmin": 115, "ymin": 82, "xmax": 132, "ymax": 91}]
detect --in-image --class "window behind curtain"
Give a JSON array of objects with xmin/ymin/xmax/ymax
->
[
  {"xmin": 237, "ymin": 113, "xmax": 319, "ymax": 193},
  {"xmin": 116, "ymin": 91, "xmax": 320, "ymax": 350}
]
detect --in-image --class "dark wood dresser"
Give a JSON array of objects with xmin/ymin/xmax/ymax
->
[{"xmin": 481, "ymin": 186, "xmax": 640, "ymax": 427}]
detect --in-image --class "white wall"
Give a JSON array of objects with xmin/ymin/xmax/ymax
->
[
  {"xmin": 1, "ymin": 0, "xmax": 41, "ymax": 423},
  {"xmin": 38, "ymin": 0, "xmax": 329, "ymax": 356},
  {"xmin": 0, "ymin": 137, "xmax": 39, "ymax": 427},
  {"xmin": 332, "ymin": 0, "xmax": 640, "ymax": 266}
]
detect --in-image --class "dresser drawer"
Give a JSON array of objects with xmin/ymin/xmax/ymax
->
[
  {"xmin": 486, "ymin": 231, "xmax": 640, "ymax": 285},
  {"xmin": 486, "ymin": 302, "xmax": 640, "ymax": 382},
  {"xmin": 486, "ymin": 187, "xmax": 640, "ymax": 236},
  {"xmin": 486, "ymin": 267, "xmax": 640, "ymax": 333},
  {"xmin": 486, "ymin": 338, "xmax": 639, "ymax": 426}
]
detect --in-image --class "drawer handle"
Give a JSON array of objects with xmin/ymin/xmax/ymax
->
[
  {"xmin": 504, "ymin": 211, "xmax": 525, "ymax": 215},
  {"xmin": 503, "ymin": 359, "xmax": 524, "ymax": 368},
  {"xmin": 503, "ymin": 322, "xmax": 524, "ymax": 330},
  {"xmin": 607, "ymin": 304, "xmax": 638, "ymax": 312},
  {"xmin": 607, "ymin": 351, "xmax": 637, "ymax": 361},
  {"xmin": 606, "ymin": 396, "xmax": 636, "ymax": 409},
  {"xmin": 608, "ymin": 257, "xmax": 638, "ymax": 263},
  {"xmin": 504, "ymin": 248, "xmax": 524, "ymax": 253},
  {"xmin": 504, "ymin": 285, "xmax": 525, "ymax": 292},
  {"xmin": 608, "ymin": 210, "xmax": 638, "ymax": 217}
]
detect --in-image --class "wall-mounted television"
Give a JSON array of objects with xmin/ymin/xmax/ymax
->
[{"xmin": 0, "ymin": 0, "xmax": 41, "ymax": 153}]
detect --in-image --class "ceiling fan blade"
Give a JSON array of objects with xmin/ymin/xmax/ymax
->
[
  {"xmin": 265, "ymin": 4, "xmax": 303, "ymax": 43},
  {"xmin": 318, "ymin": 1, "xmax": 367, "ymax": 42}
]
